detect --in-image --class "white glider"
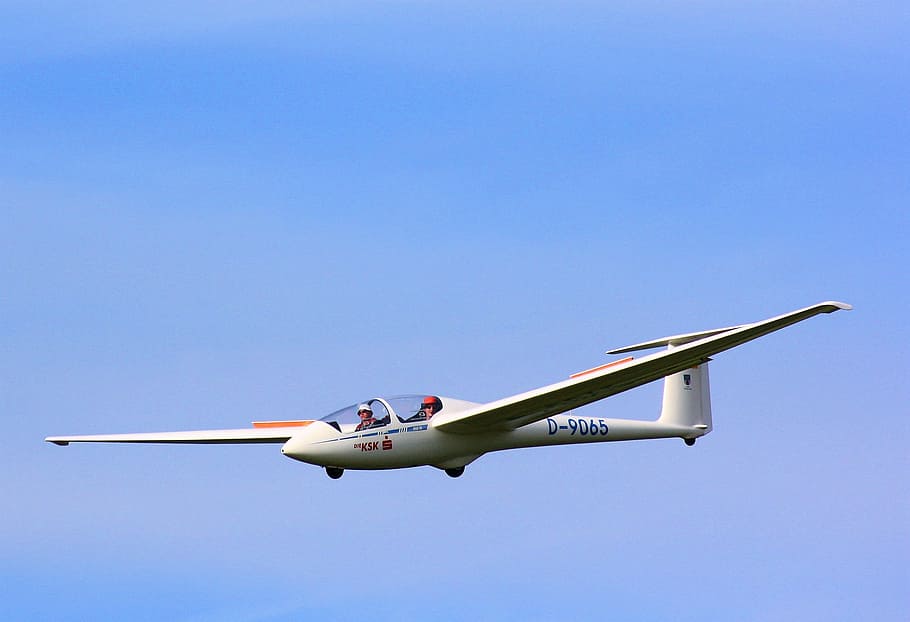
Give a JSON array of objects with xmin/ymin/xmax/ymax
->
[{"xmin": 47, "ymin": 301, "xmax": 851, "ymax": 478}]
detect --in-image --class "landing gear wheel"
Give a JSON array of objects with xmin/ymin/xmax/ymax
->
[
  {"xmin": 684, "ymin": 438, "xmax": 696, "ymax": 447},
  {"xmin": 325, "ymin": 467, "xmax": 344, "ymax": 479},
  {"xmin": 444, "ymin": 467, "xmax": 465, "ymax": 478}
]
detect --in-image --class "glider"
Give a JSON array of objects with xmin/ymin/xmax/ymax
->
[{"xmin": 46, "ymin": 301, "xmax": 851, "ymax": 478}]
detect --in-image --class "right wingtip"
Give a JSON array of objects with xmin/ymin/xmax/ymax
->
[
  {"xmin": 822, "ymin": 300, "xmax": 853, "ymax": 312},
  {"xmin": 46, "ymin": 437, "xmax": 70, "ymax": 446}
]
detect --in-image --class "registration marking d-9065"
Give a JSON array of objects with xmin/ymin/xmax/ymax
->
[{"xmin": 546, "ymin": 417, "xmax": 608, "ymax": 436}]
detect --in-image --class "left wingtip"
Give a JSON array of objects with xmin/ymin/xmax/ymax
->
[{"xmin": 822, "ymin": 300, "xmax": 853, "ymax": 312}]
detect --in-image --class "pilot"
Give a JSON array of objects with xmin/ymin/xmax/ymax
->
[
  {"xmin": 417, "ymin": 396, "xmax": 442, "ymax": 420},
  {"xmin": 355, "ymin": 403, "xmax": 379, "ymax": 431}
]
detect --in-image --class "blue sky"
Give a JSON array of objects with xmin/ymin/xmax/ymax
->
[{"xmin": 2, "ymin": 2, "xmax": 908, "ymax": 620}]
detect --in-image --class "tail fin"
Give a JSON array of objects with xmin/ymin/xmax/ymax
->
[{"xmin": 658, "ymin": 358, "xmax": 712, "ymax": 435}]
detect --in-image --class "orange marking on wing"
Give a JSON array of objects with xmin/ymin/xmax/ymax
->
[
  {"xmin": 252, "ymin": 420, "xmax": 313, "ymax": 429},
  {"xmin": 569, "ymin": 356, "xmax": 634, "ymax": 379}
]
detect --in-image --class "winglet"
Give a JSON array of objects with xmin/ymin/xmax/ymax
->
[{"xmin": 820, "ymin": 300, "xmax": 853, "ymax": 312}]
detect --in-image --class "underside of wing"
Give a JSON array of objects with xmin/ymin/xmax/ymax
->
[
  {"xmin": 46, "ymin": 424, "xmax": 311, "ymax": 446},
  {"xmin": 431, "ymin": 301, "xmax": 851, "ymax": 434}
]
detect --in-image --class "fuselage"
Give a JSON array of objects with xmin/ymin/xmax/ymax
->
[{"xmin": 280, "ymin": 412, "xmax": 699, "ymax": 471}]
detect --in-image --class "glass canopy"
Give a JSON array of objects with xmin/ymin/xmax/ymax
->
[{"xmin": 318, "ymin": 395, "xmax": 444, "ymax": 433}]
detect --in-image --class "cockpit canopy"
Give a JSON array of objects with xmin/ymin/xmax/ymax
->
[{"xmin": 319, "ymin": 395, "xmax": 444, "ymax": 433}]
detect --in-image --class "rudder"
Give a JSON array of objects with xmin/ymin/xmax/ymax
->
[{"xmin": 658, "ymin": 361, "xmax": 713, "ymax": 435}]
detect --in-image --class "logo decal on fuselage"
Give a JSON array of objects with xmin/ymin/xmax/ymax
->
[{"xmin": 354, "ymin": 438, "xmax": 394, "ymax": 452}]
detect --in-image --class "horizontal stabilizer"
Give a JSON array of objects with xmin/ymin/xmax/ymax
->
[{"xmin": 607, "ymin": 326, "xmax": 742, "ymax": 354}]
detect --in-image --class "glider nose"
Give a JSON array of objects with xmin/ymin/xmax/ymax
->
[
  {"xmin": 281, "ymin": 422, "xmax": 335, "ymax": 465},
  {"xmin": 281, "ymin": 435, "xmax": 310, "ymax": 462}
]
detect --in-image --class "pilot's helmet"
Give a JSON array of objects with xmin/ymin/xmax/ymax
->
[{"xmin": 357, "ymin": 403, "xmax": 373, "ymax": 415}]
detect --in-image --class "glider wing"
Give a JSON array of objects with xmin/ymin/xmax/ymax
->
[
  {"xmin": 432, "ymin": 301, "xmax": 851, "ymax": 434},
  {"xmin": 46, "ymin": 421, "xmax": 313, "ymax": 446}
]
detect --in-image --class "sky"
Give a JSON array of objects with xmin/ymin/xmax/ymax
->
[{"xmin": 2, "ymin": 2, "xmax": 908, "ymax": 620}]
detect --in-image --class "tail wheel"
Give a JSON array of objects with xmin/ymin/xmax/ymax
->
[
  {"xmin": 444, "ymin": 466, "xmax": 465, "ymax": 478},
  {"xmin": 325, "ymin": 467, "xmax": 344, "ymax": 479}
]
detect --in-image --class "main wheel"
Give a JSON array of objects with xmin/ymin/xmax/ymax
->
[
  {"xmin": 325, "ymin": 467, "xmax": 344, "ymax": 479},
  {"xmin": 684, "ymin": 438, "xmax": 696, "ymax": 446},
  {"xmin": 444, "ymin": 466, "xmax": 465, "ymax": 478}
]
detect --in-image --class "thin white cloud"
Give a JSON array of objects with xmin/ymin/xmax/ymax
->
[
  {"xmin": 0, "ymin": 0, "xmax": 347, "ymax": 63},
  {"xmin": 2, "ymin": 1, "xmax": 903, "ymax": 65}
]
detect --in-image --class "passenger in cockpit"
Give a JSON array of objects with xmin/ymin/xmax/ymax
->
[
  {"xmin": 421, "ymin": 396, "xmax": 442, "ymax": 419},
  {"xmin": 407, "ymin": 396, "xmax": 442, "ymax": 422},
  {"xmin": 355, "ymin": 403, "xmax": 379, "ymax": 431}
]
